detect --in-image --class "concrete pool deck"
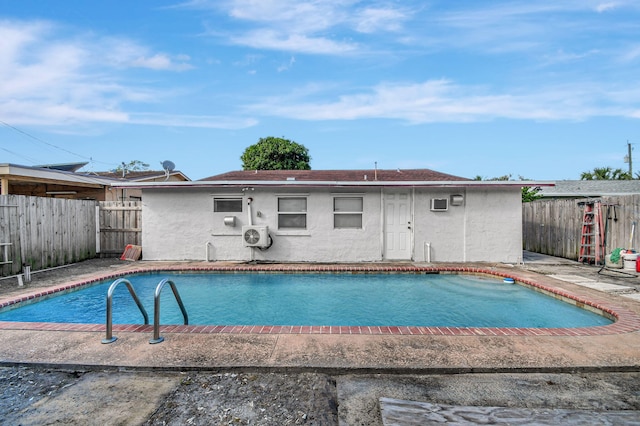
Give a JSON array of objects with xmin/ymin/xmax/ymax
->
[{"xmin": 0, "ymin": 255, "xmax": 639, "ymax": 373}]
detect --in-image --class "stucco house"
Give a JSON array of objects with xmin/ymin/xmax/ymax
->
[{"xmin": 115, "ymin": 169, "xmax": 552, "ymax": 263}]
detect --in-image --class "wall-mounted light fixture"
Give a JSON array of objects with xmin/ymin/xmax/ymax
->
[{"xmin": 450, "ymin": 194, "xmax": 464, "ymax": 206}]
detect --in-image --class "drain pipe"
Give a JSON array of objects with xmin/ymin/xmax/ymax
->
[
  {"xmin": 247, "ymin": 197, "xmax": 253, "ymax": 226},
  {"xmin": 205, "ymin": 242, "xmax": 213, "ymax": 262},
  {"xmin": 424, "ymin": 242, "xmax": 431, "ymax": 263}
]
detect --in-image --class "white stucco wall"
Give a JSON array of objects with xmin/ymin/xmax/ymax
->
[
  {"xmin": 141, "ymin": 185, "xmax": 522, "ymax": 263},
  {"xmin": 142, "ymin": 187, "xmax": 384, "ymax": 262},
  {"xmin": 463, "ymin": 187, "xmax": 523, "ymax": 263}
]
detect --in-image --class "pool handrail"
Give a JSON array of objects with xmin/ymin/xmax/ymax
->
[
  {"xmin": 102, "ymin": 278, "xmax": 149, "ymax": 344},
  {"xmin": 150, "ymin": 278, "xmax": 188, "ymax": 344}
]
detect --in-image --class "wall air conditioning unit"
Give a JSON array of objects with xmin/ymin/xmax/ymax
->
[
  {"xmin": 242, "ymin": 225, "xmax": 270, "ymax": 248},
  {"xmin": 430, "ymin": 198, "xmax": 449, "ymax": 212}
]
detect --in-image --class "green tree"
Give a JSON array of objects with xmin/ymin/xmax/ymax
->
[
  {"xmin": 475, "ymin": 174, "xmax": 542, "ymax": 202},
  {"xmin": 241, "ymin": 137, "xmax": 311, "ymax": 170},
  {"xmin": 580, "ymin": 166, "xmax": 632, "ymax": 180},
  {"xmin": 114, "ymin": 160, "xmax": 150, "ymax": 174}
]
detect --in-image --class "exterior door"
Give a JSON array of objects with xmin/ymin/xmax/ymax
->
[{"xmin": 384, "ymin": 191, "xmax": 412, "ymax": 260}]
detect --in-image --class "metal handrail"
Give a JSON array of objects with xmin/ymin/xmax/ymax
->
[
  {"xmin": 150, "ymin": 278, "xmax": 188, "ymax": 344},
  {"xmin": 102, "ymin": 278, "xmax": 149, "ymax": 344}
]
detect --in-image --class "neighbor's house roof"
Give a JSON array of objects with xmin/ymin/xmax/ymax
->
[
  {"xmin": 112, "ymin": 168, "xmax": 555, "ymax": 189},
  {"xmin": 0, "ymin": 163, "xmax": 116, "ymax": 188},
  {"xmin": 0, "ymin": 163, "xmax": 119, "ymax": 199},
  {"xmin": 0, "ymin": 163, "xmax": 190, "ymax": 199},
  {"xmin": 93, "ymin": 170, "xmax": 191, "ymax": 182},
  {"xmin": 35, "ymin": 162, "xmax": 89, "ymax": 173},
  {"xmin": 538, "ymin": 180, "xmax": 640, "ymax": 198}
]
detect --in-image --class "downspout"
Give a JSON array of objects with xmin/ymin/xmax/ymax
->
[
  {"xmin": 411, "ymin": 187, "xmax": 415, "ymax": 261},
  {"xmin": 380, "ymin": 188, "xmax": 384, "ymax": 260},
  {"xmin": 205, "ymin": 242, "xmax": 212, "ymax": 262},
  {"xmin": 247, "ymin": 197, "xmax": 253, "ymax": 226},
  {"xmin": 247, "ymin": 197, "xmax": 254, "ymax": 262}
]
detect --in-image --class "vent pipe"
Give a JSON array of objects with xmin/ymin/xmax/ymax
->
[{"xmin": 247, "ymin": 197, "xmax": 253, "ymax": 226}]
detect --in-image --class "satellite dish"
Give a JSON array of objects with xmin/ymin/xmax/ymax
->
[{"xmin": 162, "ymin": 160, "xmax": 176, "ymax": 172}]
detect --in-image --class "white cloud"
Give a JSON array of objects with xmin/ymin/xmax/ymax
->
[
  {"xmin": 277, "ymin": 56, "xmax": 296, "ymax": 72},
  {"xmin": 352, "ymin": 7, "xmax": 409, "ymax": 33},
  {"xmin": 230, "ymin": 30, "xmax": 358, "ymax": 55},
  {"xmin": 131, "ymin": 53, "xmax": 193, "ymax": 71},
  {"xmin": 101, "ymin": 37, "xmax": 193, "ymax": 71},
  {"xmin": 619, "ymin": 45, "xmax": 640, "ymax": 63},
  {"xmin": 595, "ymin": 2, "xmax": 620, "ymax": 12},
  {"xmin": 227, "ymin": 0, "xmax": 343, "ymax": 33},
  {"xmin": 427, "ymin": 1, "xmax": 634, "ymax": 55},
  {"xmin": 245, "ymin": 79, "xmax": 640, "ymax": 123},
  {"xmin": 0, "ymin": 19, "xmax": 252, "ymax": 129},
  {"xmin": 130, "ymin": 113, "xmax": 258, "ymax": 129},
  {"xmin": 190, "ymin": 0, "xmax": 409, "ymax": 55}
]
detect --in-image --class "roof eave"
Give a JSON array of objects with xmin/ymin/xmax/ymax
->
[
  {"xmin": 111, "ymin": 180, "xmax": 555, "ymax": 189},
  {"xmin": 0, "ymin": 163, "xmax": 116, "ymax": 187}
]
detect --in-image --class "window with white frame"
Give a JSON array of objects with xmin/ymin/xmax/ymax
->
[
  {"xmin": 333, "ymin": 196, "xmax": 363, "ymax": 229},
  {"xmin": 278, "ymin": 197, "xmax": 307, "ymax": 229},
  {"xmin": 213, "ymin": 198, "xmax": 243, "ymax": 212}
]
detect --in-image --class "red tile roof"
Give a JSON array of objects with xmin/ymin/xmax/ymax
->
[{"xmin": 200, "ymin": 169, "xmax": 470, "ymax": 182}]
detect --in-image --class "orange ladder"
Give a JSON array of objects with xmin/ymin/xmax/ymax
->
[{"xmin": 578, "ymin": 201, "xmax": 604, "ymax": 264}]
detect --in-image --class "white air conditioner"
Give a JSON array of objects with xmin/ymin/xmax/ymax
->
[
  {"xmin": 242, "ymin": 225, "xmax": 270, "ymax": 248},
  {"xmin": 430, "ymin": 198, "xmax": 449, "ymax": 211}
]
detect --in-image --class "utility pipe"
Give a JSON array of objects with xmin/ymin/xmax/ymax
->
[
  {"xmin": 205, "ymin": 242, "xmax": 212, "ymax": 262},
  {"xmin": 424, "ymin": 242, "xmax": 431, "ymax": 263},
  {"xmin": 247, "ymin": 197, "xmax": 253, "ymax": 226}
]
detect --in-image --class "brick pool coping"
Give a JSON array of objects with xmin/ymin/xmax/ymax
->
[{"xmin": 1, "ymin": 264, "xmax": 639, "ymax": 337}]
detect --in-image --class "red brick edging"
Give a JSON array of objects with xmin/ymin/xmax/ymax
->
[{"xmin": 1, "ymin": 265, "xmax": 639, "ymax": 337}]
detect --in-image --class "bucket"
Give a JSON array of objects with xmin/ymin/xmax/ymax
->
[
  {"xmin": 605, "ymin": 254, "xmax": 623, "ymax": 269},
  {"xmin": 623, "ymin": 253, "xmax": 638, "ymax": 271}
]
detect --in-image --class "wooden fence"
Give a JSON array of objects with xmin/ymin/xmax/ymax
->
[
  {"xmin": 523, "ymin": 195, "xmax": 640, "ymax": 260},
  {"xmin": 98, "ymin": 201, "xmax": 142, "ymax": 257},
  {"xmin": 0, "ymin": 197, "xmax": 142, "ymax": 277},
  {"xmin": 0, "ymin": 195, "xmax": 97, "ymax": 276}
]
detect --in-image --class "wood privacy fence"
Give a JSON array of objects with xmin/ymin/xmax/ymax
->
[
  {"xmin": 0, "ymin": 195, "xmax": 97, "ymax": 276},
  {"xmin": 523, "ymin": 195, "xmax": 640, "ymax": 260},
  {"xmin": 98, "ymin": 201, "xmax": 142, "ymax": 257},
  {"xmin": 0, "ymin": 196, "xmax": 142, "ymax": 277}
]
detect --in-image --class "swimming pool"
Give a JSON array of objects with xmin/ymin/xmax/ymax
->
[{"xmin": 0, "ymin": 272, "xmax": 613, "ymax": 328}]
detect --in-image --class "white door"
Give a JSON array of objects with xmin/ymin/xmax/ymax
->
[{"xmin": 384, "ymin": 191, "xmax": 412, "ymax": 260}]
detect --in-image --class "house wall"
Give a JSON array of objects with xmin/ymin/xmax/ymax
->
[
  {"xmin": 463, "ymin": 187, "xmax": 523, "ymax": 263},
  {"xmin": 141, "ymin": 186, "xmax": 522, "ymax": 263},
  {"xmin": 411, "ymin": 187, "xmax": 522, "ymax": 263}
]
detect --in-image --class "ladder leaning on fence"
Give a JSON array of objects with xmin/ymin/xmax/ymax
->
[{"xmin": 578, "ymin": 200, "xmax": 605, "ymax": 264}]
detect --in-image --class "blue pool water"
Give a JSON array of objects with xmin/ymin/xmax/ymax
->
[{"xmin": 0, "ymin": 273, "xmax": 612, "ymax": 328}]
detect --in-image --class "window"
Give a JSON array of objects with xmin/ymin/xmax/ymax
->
[
  {"xmin": 278, "ymin": 197, "xmax": 307, "ymax": 229},
  {"xmin": 214, "ymin": 198, "xmax": 243, "ymax": 212},
  {"xmin": 334, "ymin": 197, "xmax": 363, "ymax": 229}
]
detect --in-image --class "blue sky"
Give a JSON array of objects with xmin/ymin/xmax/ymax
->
[{"xmin": 0, "ymin": 1, "xmax": 638, "ymax": 180}]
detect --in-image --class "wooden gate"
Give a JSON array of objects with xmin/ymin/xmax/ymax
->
[{"xmin": 98, "ymin": 201, "xmax": 142, "ymax": 257}]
